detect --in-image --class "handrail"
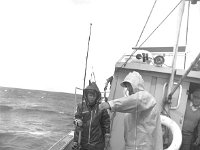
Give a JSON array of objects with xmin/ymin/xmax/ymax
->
[
  {"xmin": 162, "ymin": 82, "xmax": 182, "ymax": 110},
  {"xmin": 170, "ymin": 83, "xmax": 182, "ymax": 110}
]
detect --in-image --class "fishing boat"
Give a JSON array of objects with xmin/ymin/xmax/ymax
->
[{"xmin": 48, "ymin": 0, "xmax": 200, "ymax": 150}]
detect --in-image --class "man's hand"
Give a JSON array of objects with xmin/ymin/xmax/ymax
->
[
  {"xmin": 99, "ymin": 102, "xmax": 110, "ymax": 111},
  {"xmin": 74, "ymin": 119, "xmax": 83, "ymax": 127},
  {"xmin": 72, "ymin": 142, "xmax": 80, "ymax": 150},
  {"xmin": 193, "ymin": 136, "xmax": 200, "ymax": 146}
]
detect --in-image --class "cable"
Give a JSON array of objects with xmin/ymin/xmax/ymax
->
[
  {"xmin": 135, "ymin": 0, "xmax": 158, "ymax": 47},
  {"xmin": 121, "ymin": 0, "xmax": 184, "ymax": 68},
  {"xmin": 139, "ymin": 0, "xmax": 184, "ymax": 47},
  {"xmin": 121, "ymin": 0, "xmax": 158, "ymax": 68}
]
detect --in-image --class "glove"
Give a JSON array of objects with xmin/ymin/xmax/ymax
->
[
  {"xmin": 104, "ymin": 134, "xmax": 110, "ymax": 150},
  {"xmin": 99, "ymin": 101, "xmax": 111, "ymax": 111},
  {"xmin": 72, "ymin": 142, "xmax": 80, "ymax": 150},
  {"xmin": 74, "ymin": 119, "xmax": 83, "ymax": 127},
  {"xmin": 193, "ymin": 136, "xmax": 200, "ymax": 146}
]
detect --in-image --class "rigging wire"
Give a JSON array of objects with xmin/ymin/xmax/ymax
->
[
  {"xmin": 121, "ymin": 0, "xmax": 184, "ymax": 68},
  {"xmin": 135, "ymin": 0, "xmax": 158, "ymax": 47},
  {"xmin": 121, "ymin": 0, "xmax": 158, "ymax": 67},
  {"xmin": 139, "ymin": 0, "xmax": 184, "ymax": 47}
]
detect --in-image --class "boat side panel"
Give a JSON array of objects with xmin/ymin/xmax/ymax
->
[{"xmin": 48, "ymin": 131, "xmax": 74, "ymax": 150}]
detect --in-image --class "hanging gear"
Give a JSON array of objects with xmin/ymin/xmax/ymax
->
[{"xmin": 90, "ymin": 67, "xmax": 96, "ymax": 83}]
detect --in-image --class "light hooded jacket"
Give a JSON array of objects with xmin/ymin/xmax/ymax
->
[
  {"xmin": 74, "ymin": 82, "xmax": 110, "ymax": 150},
  {"xmin": 108, "ymin": 71, "xmax": 163, "ymax": 150}
]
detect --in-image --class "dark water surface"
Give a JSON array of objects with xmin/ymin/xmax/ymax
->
[{"xmin": 0, "ymin": 87, "xmax": 82, "ymax": 150}]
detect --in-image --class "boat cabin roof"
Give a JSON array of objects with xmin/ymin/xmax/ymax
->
[
  {"xmin": 116, "ymin": 46, "xmax": 200, "ymax": 84},
  {"xmin": 132, "ymin": 46, "xmax": 186, "ymax": 53}
]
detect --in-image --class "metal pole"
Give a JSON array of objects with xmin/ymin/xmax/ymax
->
[
  {"xmin": 167, "ymin": 0, "xmax": 186, "ymax": 101},
  {"xmin": 168, "ymin": 52, "xmax": 200, "ymax": 99}
]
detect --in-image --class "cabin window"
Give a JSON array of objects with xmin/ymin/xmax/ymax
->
[{"xmin": 188, "ymin": 82, "xmax": 200, "ymax": 97}]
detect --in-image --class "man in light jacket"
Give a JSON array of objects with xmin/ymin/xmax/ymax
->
[{"xmin": 99, "ymin": 71, "xmax": 163, "ymax": 150}]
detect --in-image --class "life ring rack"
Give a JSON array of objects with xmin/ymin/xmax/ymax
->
[{"xmin": 161, "ymin": 115, "xmax": 182, "ymax": 150}]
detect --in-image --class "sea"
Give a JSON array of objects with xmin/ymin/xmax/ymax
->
[{"xmin": 0, "ymin": 86, "xmax": 82, "ymax": 150}]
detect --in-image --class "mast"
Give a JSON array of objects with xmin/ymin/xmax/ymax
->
[
  {"xmin": 166, "ymin": 0, "xmax": 186, "ymax": 102},
  {"xmin": 167, "ymin": 0, "xmax": 200, "ymax": 99}
]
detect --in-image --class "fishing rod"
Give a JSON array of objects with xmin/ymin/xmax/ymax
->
[
  {"xmin": 83, "ymin": 23, "xmax": 92, "ymax": 89},
  {"xmin": 77, "ymin": 23, "xmax": 92, "ymax": 149}
]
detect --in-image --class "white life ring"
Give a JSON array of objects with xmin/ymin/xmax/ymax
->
[{"xmin": 161, "ymin": 115, "xmax": 182, "ymax": 150}]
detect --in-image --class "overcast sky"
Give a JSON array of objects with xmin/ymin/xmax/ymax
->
[{"xmin": 0, "ymin": 0, "xmax": 199, "ymax": 94}]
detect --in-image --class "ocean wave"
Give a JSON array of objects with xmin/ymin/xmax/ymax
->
[
  {"xmin": 0, "ymin": 131, "xmax": 53, "ymax": 150},
  {"xmin": 14, "ymin": 107, "xmax": 66, "ymax": 115},
  {"xmin": 0, "ymin": 104, "xmax": 66, "ymax": 115},
  {"xmin": 0, "ymin": 105, "xmax": 13, "ymax": 111},
  {"xmin": 0, "ymin": 130, "xmax": 51, "ymax": 137},
  {"xmin": 0, "ymin": 146, "xmax": 28, "ymax": 150},
  {"xmin": 0, "ymin": 87, "xmax": 77, "ymax": 150}
]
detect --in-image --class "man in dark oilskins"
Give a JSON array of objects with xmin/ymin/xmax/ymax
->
[{"xmin": 73, "ymin": 81, "xmax": 110, "ymax": 150}]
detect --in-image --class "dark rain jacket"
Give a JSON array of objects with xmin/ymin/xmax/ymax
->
[
  {"xmin": 74, "ymin": 82, "xmax": 110, "ymax": 150},
  {"xmin": 108, "ymin": 71, "xmax": 163, "ymax": 150}
]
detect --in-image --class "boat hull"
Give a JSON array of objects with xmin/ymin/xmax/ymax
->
[{"xmin": 48, "ymin": 131, "xmax": 74, "ymax": 150}]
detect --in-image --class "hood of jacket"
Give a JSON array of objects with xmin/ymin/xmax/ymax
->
[
  {"xmin": 83, "ymin": 81, "xmax": 101, "ymax": 107},
  {"xmin": 120, "ymin": 71, "xmax": 144, "ymax": 93}
]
